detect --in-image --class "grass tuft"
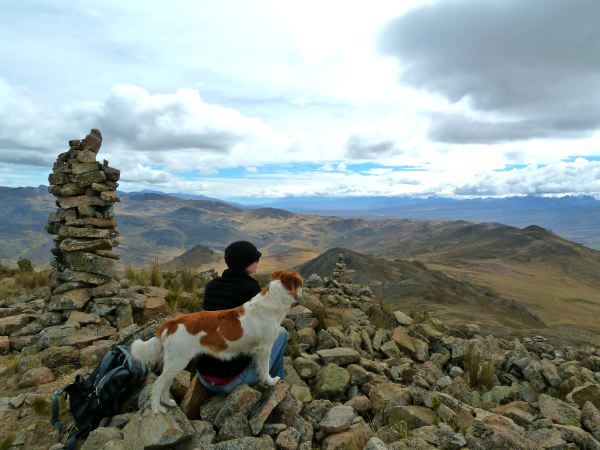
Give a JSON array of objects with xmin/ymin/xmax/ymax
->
[
  {"xmin": 165, "ymin": 289, "xmax": 203, "ymax": 313},
  {"xmin": 368, "ymin": 291, "xmax": 397, "ymax": 330},
  {"xmin": 149, "ymin": 258, "xmax": 163, "ymax": 287},
  {"xmin": 465, "ymin": 347, "xmax": 495, "ymax": 389},
  {"xmin": 31, "ymin": 397, "xmax": 51, "ymax": 415},
  {"xmin": 0, "ymin": 434, "xmax": 15, "ymax": 450}
]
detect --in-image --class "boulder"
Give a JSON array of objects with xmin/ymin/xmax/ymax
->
[
  {"xmin": 539, "ymin": 394, "xmax": 582, "ymax": 426},
  {"xmin": 121, "ymin": 404, "xmax": 195, "ymax": 449},
  {"xmin": 319, "ymin": 404, "xmax": 355, "ymax": 433},
  {"xmin": 567, "ymin": 382, "xmax": 600, "ymax": 410},
  {"xmin": 0, "ymin": 314, "xmax": 29, "ymax": 335},
  {"xmin": 314, "ymin": 364, "xmax": 350, "ymax": 400},
  {"xmin": 275, "ymin": 427, "xmax": 300, "ymax": 450},
  {"xmin": 214, "ymin": 384, "xmax": 261, "ymax": 428},
  {"xmin": 249, "ymin": 381, "xmax": 290, "ymax": 435},
  {"xmin": 81, "ymin": 427, "xmax": 123, "ymax": 450},
  {"xmin": 393, "ymin": 311, "xmax": 413, "ymax": 326},
  {"xmin": 317, "ymin": 347, "xmax": 361, "ymax": 366},
  {"xmin": 18, "ymin": 367, "xmax": 55, "ymax": 388}
]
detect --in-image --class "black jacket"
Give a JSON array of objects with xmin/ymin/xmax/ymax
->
[{"xmin": 195, "ymin": 269, "xmax": 261, "ymax": 378}]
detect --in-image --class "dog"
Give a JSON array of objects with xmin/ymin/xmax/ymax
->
[{"xmin": 131, "ymin": 270, "xmax": 303, "ymax": 414}]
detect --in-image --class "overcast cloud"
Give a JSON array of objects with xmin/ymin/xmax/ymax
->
[
  {"xmin": 0, "ymin": 0, "xmax": 599, "ymax": 199},
  {"xmin": 380, "ymin": 0, "xmax": 600, "ymax": 143}
]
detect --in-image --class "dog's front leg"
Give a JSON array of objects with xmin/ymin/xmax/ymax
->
[{"xmin": 255, "ymin": 347, "xmax": 280, "ymax": 386}]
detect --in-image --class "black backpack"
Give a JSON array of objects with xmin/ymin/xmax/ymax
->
[{"xmin": 50, "ymin": 345, "xmax": 149, "ymax": 450}]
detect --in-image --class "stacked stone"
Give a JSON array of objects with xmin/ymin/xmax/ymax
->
[
  {"xmin": 331, "ymin": 254, "xmax": 354, "ymax": 284},
  {"xmin": 45, "ymin": 129, "xmax": 129, "ymax": 328}
]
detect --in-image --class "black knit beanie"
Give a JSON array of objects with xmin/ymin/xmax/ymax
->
[{"xmin": 224, "ymin": 241, "xmax": 262, "ymax": 270}]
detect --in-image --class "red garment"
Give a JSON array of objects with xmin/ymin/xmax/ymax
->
[{"xmin": 199, "ymin": 373, "xmax": 240, "ymax": 386}]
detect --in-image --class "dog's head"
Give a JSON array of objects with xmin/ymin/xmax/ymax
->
[{"xmin": 271, "ymin": 270, "xmax": 303, "ymax": 302}]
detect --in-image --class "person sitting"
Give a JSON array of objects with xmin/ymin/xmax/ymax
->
[{"xmin": 194, "ymin": 240, "xmax": 288, "ymax": 393}]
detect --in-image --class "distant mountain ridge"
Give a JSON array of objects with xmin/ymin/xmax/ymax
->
[{"xmin": 256, "ymin": 194, "xmax": 600, "ymax": 250}]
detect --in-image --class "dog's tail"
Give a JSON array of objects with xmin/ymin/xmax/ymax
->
[{"xmin": 131, "ymin": 336, "xmax": 163, "ymax": 367}]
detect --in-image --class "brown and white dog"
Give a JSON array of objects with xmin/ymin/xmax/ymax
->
[{"xmin": 131, "ymin": 270, "xmax": 303, "ymax": 414}]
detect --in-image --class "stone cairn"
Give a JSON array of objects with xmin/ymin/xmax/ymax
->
[
  {"xmin": 45, "ymin": 129, "xmax": 128, "ymax": 328},
  {"xmin": 331, "ymin": 253, "xmax": 354, "ymax": 285}
]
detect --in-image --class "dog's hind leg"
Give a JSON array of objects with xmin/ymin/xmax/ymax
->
[
  {"xmin": 151, "ymin": 351, "xmax": 189, "ymax": 414},
  {"xmin": 254, "ymin": 346, "xmax": 280, "ymax": 386}
]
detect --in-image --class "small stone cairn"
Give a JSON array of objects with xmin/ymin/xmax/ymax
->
[
  {"xmin": 331, "ymin": 253, "xmax": 354, "ymax": 284},
  {"xmin": 45, "ymin": 129, "xmax": 129, "ymax": 329}
]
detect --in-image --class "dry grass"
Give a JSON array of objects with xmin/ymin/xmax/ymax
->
[
  {"xmin": 368, "ymin": 292, "xmax": 397, "ymax": 330},
  {"xmin": 465, "ymin": 348, "xmax": 495, "ymax": 389},
  {"xmin": 0, "ymin": 434, "xmax": 15, "ymax": 450},
  {"xmin": 30, "ymin": 397, "xmax": 51, "ymax": 416},
  {"xmin": 14, "ymin": 270, "xmax": 49, "ymax": 289},
  {"xmin": 149, "ymin": 258, "xmax": 163, "ymax": 287},
  {"xmin": 425, "ymin": 258, "xmax": 600, "ymax": 334},
  {"xmin": 0, "ymin": 267, "xmax": 49, "ymax": 300},
  {"xmin": 165, "ymin": 289, "xmax": 203, "ymax": 313},
  {"xmin": 124, "ymin": 264, "xmax": 150, "ymax": 286},
  {"xmin": 408, "ymin": 308, "xmax": 430, "ymax": 323}
]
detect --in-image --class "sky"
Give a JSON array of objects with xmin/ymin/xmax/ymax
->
[{"xmin": 1, "ymin": 0, "xmax": 599, "ymax": 200}]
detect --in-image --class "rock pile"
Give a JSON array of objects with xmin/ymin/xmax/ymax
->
[
  {"xmin": 2, "ymin": 259, "xmax": 600, "ymax": 449},
  {"xmin": 331, "ymin": 253, "xmax": 354, "ymax": 284},
  {"xmin": 45, "ymin": 129, "xmax": 129, "ymax": 330}
]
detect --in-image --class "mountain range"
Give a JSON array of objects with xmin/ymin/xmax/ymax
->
[
  {"xmin": 1, "ymin": 185, "xmax": 599, "ymax": 343},
  {"xmin": 254, "ymin": 194, "xmax": 600, "ymax": 250}
]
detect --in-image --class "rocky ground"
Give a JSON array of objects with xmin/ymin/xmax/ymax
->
[{"xmin": 1, "ymin": 260, "xmax": 600, "ymax": 449}]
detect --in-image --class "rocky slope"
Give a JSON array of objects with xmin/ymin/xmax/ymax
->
[{"xmin": 1, "ymin": 258, "xmax": 599, "ymax": 449}]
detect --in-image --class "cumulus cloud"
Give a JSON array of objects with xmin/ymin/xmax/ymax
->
[
  {"xmin": 95, "ymin": 85, "xmax": 268, "ymax": 153},
  {"xmin": 380, "ymin": 0, "xmax": 600, "ymax": 143},
  {"xmin": 0, "ymin": 80, "xmax": 277, "ymax": 177},
  {"xmin": 452, "ymin": 159, "xmax": 600, "ymax": 196}
]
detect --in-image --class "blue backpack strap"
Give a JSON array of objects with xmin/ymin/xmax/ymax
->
[
  {"xmin": 94, "ymin": 365, "xmax": 126, "ymax": 397},
  {"xmin": 94, "ymin": 346, "xmax": 120, "ymax": 379},
  {"xmin": 50, "ymin": 385, "xmax": 68, "ymax": 434},
  {"xmin": 117, "ymin": 344, "xmax": 149, "ymax": 376}
]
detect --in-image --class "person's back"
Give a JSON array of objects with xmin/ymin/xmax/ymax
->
[{"xmin": 193, "ymin": 240, "xmax": 288, "ymax": 393}]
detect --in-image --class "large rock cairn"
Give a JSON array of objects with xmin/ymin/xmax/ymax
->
[{"xmin": 45, "ymin": 129, "xmax": 127, "ymax": 328}]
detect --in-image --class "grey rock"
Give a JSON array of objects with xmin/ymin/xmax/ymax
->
[
  {"xmin": 249, "ymin": 381, "xmax": 289, "ymax": 435},
  {"xmin": 302, "ymin": 399, "xmax": 333, "ymax": 426},
  {"xmin": 364, "ymin": 437, "xmax": 389, "ymax": 450},
  {"xmin": 205, "ymin": 436, "xmax": 276, "ymax": 449},
  {"xmin": 276, "ymin": 427, "xmax": 300, "ymax": 450},
  {"xmin": 81, "ymin": 427, "xmax": 123, "ymax": 450},
  {"xmin": 122, "ymin": 405, "xmax": 195, "ymax": 449},
  {"xmin": 317, "ymin": 347, "xmax": 361, "ymax": 366},
  {"xmin": 305, "ymin": 274, "xmax": 324, "ymax": 288},
  {"xmin": 582, "ymin": 401, "xmax": 600, "ymax": 439},
  {"xmin": 317, "ymin": 329, "xmax": 339, "ymax": 350},
  {"xmin": 314, "ymin": 364, "xmax": 350, "ymax": 400},
  {"xmin": 394, "ymin": 311, "xmax": 413, "ymax": 326},
  {"xmin": 539, "ymin": 394, "xmax": 582, "ymax": 426},
  {"xmin": 200, "ymin": 394, "xmax": 228, "ymax": 423},
  {"xmin": 217, "ymin": 411, "xmax": 252, "ymax": 441},
  {"xmin": 214, "ymin": 384, "xmax": 261, "ymax": 428},
  {"xmin": 319, "ymin": 404, "xmax": 355, "ymax": 433}
]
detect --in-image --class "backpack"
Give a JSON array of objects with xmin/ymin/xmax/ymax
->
[{"xmin": 50, "ymin": 345, "xmax": 150, "ymax": 450}]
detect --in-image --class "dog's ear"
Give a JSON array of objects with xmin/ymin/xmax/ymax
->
[
  {"xmin": 278, "ymin": 271, "xmax": 303, "ymax": 295},
  {"xmin": 271, "ymin": 270, "xmax": 285, "ymax": 280}
]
